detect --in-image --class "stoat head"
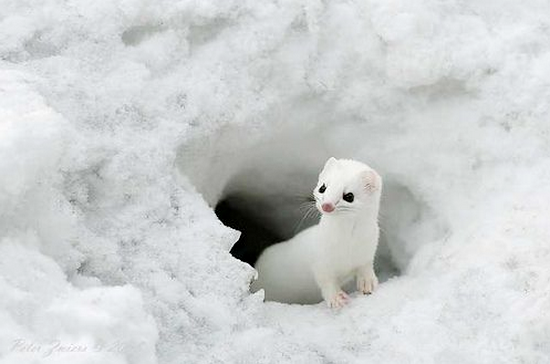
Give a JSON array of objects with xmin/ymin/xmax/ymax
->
[{"xmin": 313, "ymin": 157, "xmax": 382, "ymax": 216}]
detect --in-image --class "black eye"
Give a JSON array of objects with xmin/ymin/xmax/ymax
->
[
  {"xmin": 343, "ymin": 192, "xmax": 354, "ymax": 203},
  {"xmin": 318, "ymin": 184, "xmax": 326, "ymax": 193}
]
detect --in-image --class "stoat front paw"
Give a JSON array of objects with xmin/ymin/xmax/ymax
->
[
  {"xmin": 357, "ymin": 272, "xmax": 378, "ymax": 295},
  {"xmin": 327, "ymin": 291, "xmax": 350, "ymax": 309}
]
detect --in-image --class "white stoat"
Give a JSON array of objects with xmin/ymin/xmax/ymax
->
[{"xmin": 251, "ymin": 157, "xmax": 382, "ymax": 308}]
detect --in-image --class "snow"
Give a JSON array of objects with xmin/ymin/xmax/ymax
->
[{"xmin": 1, "ymin": 0, "xmax": 550, "ymax": 363}]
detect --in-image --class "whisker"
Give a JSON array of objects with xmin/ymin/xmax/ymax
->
[
  {"xmin": 308, "ymin": 205, "xmax": 321, "ymax": 220},
  {"xmin": 295, "ymin": 204, "xmax": 321, "ymax": 234},
  {"xmin": 336, "ymin": 206, "xmax": 355, "ymax": 211},
  {"xmin": 293, "ymin": 205, "xmax": 315, "ymax": 234},
  {"xmin": 290, "ymin": 193, "xmax": 316, "ymax": 203},
  {"xmin": 298, "ymin": 201, "xmax": 316, "ymax": 212}
]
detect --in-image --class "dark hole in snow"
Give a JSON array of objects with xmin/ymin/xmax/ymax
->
[
  {"xmin": 215, "ymin": 195, "xmax": 283, "ymax": 265},
  {"xmin": 180, "ymin": 125, "xmax": 449, "ymax": 297}
]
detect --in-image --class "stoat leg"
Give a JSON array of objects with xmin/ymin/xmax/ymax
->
[
  {"xmin": 328, "ymin": 290, "xmax": 350, "ymax": 309},
  {"xmin": 356, "ymin": 264, "xmax": 378, "ymax": 294},
  {"xmin": 317, "ymin": 277, "xmax": 349, "ymax": 309}
]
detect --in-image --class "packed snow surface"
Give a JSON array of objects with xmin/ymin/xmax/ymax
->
[{"xmin": 1, "ymin": 0, "xmax": 550, "ymax": 363}]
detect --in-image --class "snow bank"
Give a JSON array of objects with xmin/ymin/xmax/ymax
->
[{"xmin": 1, "ymin": 0, "xmax": 550, "ymax": 363}]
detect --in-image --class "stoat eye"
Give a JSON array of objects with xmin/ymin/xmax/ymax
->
[
  {"xmin": 318, "ymin": 184, "xmax": 326, "ymax": 193},
  {"xmin": 343, "ymin": 192, "xmax": 354, "ymax": 203}
]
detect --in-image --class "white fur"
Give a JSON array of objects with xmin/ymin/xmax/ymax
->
[{"xmin": 251, "ymin": 158, "xmax": 382, "ymax": 308}]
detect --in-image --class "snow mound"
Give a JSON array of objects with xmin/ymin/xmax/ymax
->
[{"xmin": 2, "ymin": 0, "xmax": 550, "ymax": 363}]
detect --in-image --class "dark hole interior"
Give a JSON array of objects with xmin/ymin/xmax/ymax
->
[{"xmin": 215, "ymin": 196, "xmax": 284, "ymax": 266}]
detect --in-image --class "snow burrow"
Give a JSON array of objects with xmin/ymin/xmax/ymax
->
[{"xmin": 179, "ymin": 123, "xmax": 449, "ymax": 286}]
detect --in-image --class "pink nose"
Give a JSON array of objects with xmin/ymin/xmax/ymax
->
[{"xmin": 322, "ymin": 203, "xmax": 335, "ymax": 213}]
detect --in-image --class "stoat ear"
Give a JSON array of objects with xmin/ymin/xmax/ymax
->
[
  {"xmin": 323, "ymin": 157, "xmax": 338, "ymax": 172},
  {"xmin": 362, "ymin": 169, "xmax": 380, "ymax": 194}
]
